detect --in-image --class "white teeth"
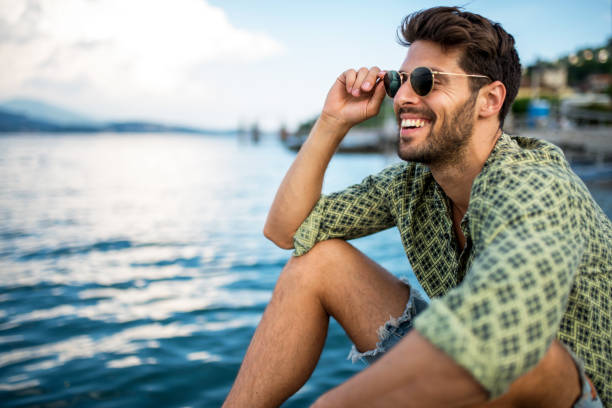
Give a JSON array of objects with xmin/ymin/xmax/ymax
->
[{"xmin": 401, "ymin": 119, "xmax": 426, "ymax": 128}]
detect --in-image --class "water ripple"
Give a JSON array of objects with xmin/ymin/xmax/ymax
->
[
  {"xmin": 130, "ymin": 256, "xmax": 202, "ymax": 268},
  {"xmin": 0, "ymin": 322, "xmax": 201, "ymax": 370},
  {"xmin": 17, "ymin": 239, "xmax": 134, "ymax": 261}
]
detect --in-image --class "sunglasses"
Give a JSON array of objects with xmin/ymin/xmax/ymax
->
[{"xmin": 382, "ymin": 66, "xmax": 490, "ymax": 98}]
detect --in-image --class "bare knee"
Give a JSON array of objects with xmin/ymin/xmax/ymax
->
[
  {"xmin": 277, "ymin": 239, "xmax": 399, "ymax": 316},
  {"xmin": 292, "ymin": 239, "xmax": 354, "ymax": 265},
  {"xmin": 277, "ymin": 239, "xmax": 351, "ymax": 295},
  {"xmin": 282, "ymin": 239, "xmax": 353, "ymax": 276}
]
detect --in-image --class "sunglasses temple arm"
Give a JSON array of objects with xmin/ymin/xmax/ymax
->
[{"xmin": 435, "ymin": 71, "xmax": 490, "ymax": 79}]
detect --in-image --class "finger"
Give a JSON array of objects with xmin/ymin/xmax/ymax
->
[
  {"xmin": 361, "ymin": 66, "xmax": 381, "ymax": 92},
  {"xmin": 343, "ymin": 69, "xmax": 357, "ymax": 94},
  {"xmin": 352, "ymin": 67, "xmax": 369, "ymax": 97},
  {"xmin": 365, "ymin": 81, "xmax": 388, "ymax": 118},
  {"xmin": 371, "ymin": 79, "xmax": 387, "ymax": 107}
]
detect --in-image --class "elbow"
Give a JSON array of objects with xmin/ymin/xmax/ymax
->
[{"xmin": 263, "ymin": 224, "xmax": 294, "ymax": 250}]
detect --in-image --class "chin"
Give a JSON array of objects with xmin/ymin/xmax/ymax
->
[
  {"xmin": 397, "ymin": 136, "xmax": 431, "ymax": 164},
  {"xmin": 397, "ymin": 144, "xmax": 432, "ymax": 164}
]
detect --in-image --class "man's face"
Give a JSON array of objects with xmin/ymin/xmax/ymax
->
[{"xmin": 394, "ymin": 40, "xmax": 479, "ymax": 166}]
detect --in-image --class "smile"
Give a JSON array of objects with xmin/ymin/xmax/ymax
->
[{"xmin": 401, "ymin": 118, "xmax": 428, "ymax": 129}]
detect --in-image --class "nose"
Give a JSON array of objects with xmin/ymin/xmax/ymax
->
[{"xmin": 393, "ymin": 77, "xmax": 420, "ymax": 109}]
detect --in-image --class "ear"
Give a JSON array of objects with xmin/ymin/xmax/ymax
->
[{"xmin": 477, "ymin": 80, "xmax": 506, "ymax": 120}]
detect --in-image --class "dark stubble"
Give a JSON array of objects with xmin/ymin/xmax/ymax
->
[{"xmin": 397, "ymin": 92, "xmax": 478, "ymax": 167}]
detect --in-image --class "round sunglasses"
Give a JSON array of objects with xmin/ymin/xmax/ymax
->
[{"xmin": 382, "ymin": 67, "xmax": 490, "ymax": 97}]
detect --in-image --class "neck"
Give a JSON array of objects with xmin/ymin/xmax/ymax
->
[{"xmin": 430, "ymin": 126, "xmax": 501, "ymax": 213}]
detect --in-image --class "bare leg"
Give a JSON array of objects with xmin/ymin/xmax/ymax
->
[
  {"xmin": 223, "ymin": 238, "xmax": 585, "ymax": 408},
  {"xmin": 222, "ymin": 239, "xmax": 412, "ymax": 408}
]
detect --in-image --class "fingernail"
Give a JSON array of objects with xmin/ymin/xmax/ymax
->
[
  {"xmin": 352, "ymin": 89, "xmax": 360, "ymax": 97},
  {"xmin": 363, "ymin": 81, "xmax": 371, "ymax": 90}
]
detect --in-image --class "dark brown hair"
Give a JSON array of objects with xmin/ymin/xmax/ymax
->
[{"xmin": 398, "ymin": 6, "xmax": 521, "ymax": 128}]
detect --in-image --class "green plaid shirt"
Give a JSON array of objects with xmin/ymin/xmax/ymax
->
[{"xmin": 293, "ymin": 133, "xmax": 611, "ymax": 403}]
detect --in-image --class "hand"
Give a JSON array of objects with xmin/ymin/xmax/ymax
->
[{"xmin": 321, "ymin": 67, "xmax": 387, "ymax": 130}]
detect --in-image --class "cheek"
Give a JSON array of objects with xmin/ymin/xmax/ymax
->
[{"xmin": 424, "ymin": 95, "xmax": 452, "ymax": 120}]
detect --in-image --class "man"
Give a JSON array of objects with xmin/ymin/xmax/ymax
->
[{"xmin": 224, "ymin": 7, "xmax": 610, "ymax": 408}]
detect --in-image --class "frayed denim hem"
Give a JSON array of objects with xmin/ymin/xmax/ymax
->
[{"xmin": 347, "ymin": 282, "xmax": 427, "ymax": 365}]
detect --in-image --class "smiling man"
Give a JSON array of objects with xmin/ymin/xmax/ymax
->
[{"xmin": 223, "ymin": 7, "xmax": 610, "ymax": 408}]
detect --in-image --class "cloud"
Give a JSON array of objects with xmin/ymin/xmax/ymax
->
[{"xmin": 0, "ymin": 0, "xmax": 285, "ymax": 124}]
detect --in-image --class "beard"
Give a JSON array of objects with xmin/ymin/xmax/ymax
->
[{"xmin": 397, "ymin": 93, "xmax": 478, "ymax": 167}]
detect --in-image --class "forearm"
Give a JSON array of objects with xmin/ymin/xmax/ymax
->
[
  {"xmin": 263, "ymin": 113, "xmax": 350, "ymax": 248},
  {"xmin": 264, "ymin": 66, "xmax": 385, "ymax": 249},
  {"xmin": 313, "ymin": 331, "xmax": 488, "ymax": 408}
]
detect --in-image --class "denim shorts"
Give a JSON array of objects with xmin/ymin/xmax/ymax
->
[{"xmin": 347, "ymin": 284, "xmax": 603, "ymax": 408}]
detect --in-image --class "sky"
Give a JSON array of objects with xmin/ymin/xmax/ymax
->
[{"xmin": 0, "ymin": 0, "xmax": 610, "ymax": 131}]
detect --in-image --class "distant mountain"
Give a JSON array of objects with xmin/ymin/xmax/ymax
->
[
  {"xmin": 0, "ymin": 109, "xmax": 63, "ymax": 132},
  {"xmin": 0, "ymin": 98, "xmax": 98, "ymax": 126},
  {"xmin": 0, "ymin": 98, "xmax": 234, "ymax": 134}
]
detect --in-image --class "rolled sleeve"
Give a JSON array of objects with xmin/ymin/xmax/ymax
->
[
  {"xmin": 292, "ymin": 164, "xmax": 403, "ymax": 256},
  {"xmin": 293, "ymin": 196, "xmax": 327, "ymax": 256}
]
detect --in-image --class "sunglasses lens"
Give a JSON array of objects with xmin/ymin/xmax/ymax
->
[
  {"xmin": 384, "ymin": 71, "xmax": 401, "ymax": 97},
  {"xmin": 410, "ymin": 67, "xmax": 433, "ymax": 96}
]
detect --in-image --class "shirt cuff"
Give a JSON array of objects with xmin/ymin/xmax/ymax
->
[
  {"xmin": 292, "ymin": 196, "xmax": 327, "ymax": 256},
  {"xmin": 413, "ymin": 299, "xmax": 508, "ymax": 399}
]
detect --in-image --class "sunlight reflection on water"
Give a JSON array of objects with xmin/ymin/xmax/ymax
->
[{"xmin": 0, "ymin": 133, "xmax": 339, "ymax": 406}]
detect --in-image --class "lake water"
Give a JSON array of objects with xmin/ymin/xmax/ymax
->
[{"xmin": 1, "ymin": 133, "xmax": 611, "ymax": 407}]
